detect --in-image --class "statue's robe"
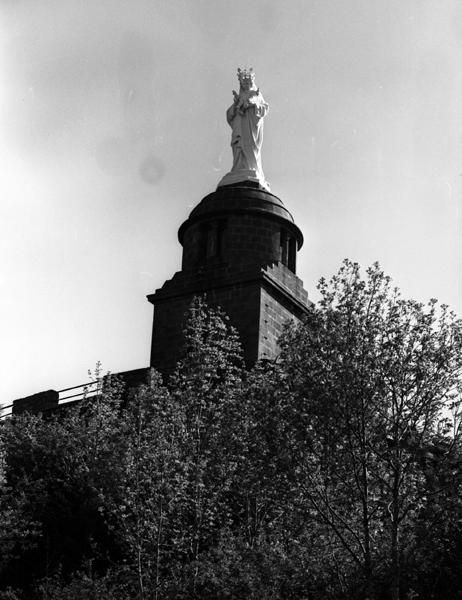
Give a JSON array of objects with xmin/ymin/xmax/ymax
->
[{"xmin": 218, "ymin": 91, "xmax": 269, "ymax": 190}]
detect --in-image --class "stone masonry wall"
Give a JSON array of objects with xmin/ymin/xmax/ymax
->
[
  {"xmin": 259, "ymin": 287, "xmax": 302, "ymax": 361},
  {"xmin": 150, "ymin": 279, "xmax": 262, "ymax": 373},
  {"xmin": 13, "ymin": 390, "xmax": 59, "ymax": 415},
  {"xmin": 149, "ymin": 261, "xmax": 311, "ymax": 374},
  {"xmin": 181, "ymin": 213, "xmax": 282, "ymax": 271}
]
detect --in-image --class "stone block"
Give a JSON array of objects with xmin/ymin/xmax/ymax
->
[{"xmin": 13, "ymin": 390, "xmax": 59, "ymax": 415}]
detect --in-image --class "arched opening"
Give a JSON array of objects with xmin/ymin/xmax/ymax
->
[
  {"xmin": 198, "ymin": 219, "xmax": 227, "ymax": 264},
  {"xmin": 288, "ymin": 237, "xmax": 296, "ymax": 273},
  {"xmin": 280, "ymin": 228, "xmax": 297, "ymax": 273}
]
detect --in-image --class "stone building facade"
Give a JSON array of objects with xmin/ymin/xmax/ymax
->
[{"xmin": 148, "ymin": 183, "xmax": 311, "ymax": 372}]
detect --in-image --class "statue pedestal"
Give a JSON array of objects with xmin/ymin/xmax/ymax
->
[{"xmin": 217, "ymin": 169, "xmax": 270, "ymax": 191}]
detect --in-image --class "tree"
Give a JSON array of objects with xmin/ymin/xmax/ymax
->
[
  {"xmin": 166, "ymin": 297, "xmax": 246, "ymax": 596},
  {"xmin": 2, "ymin": 278, "xmax": 462, "ymax": 600},
  {"xmin": 0, "ymin": 299, "xmax": 249, "ymax": 599},
  {"xmin": 279, "ymin": 260, "xmax": 462, "ymax": 599},
  {"xmin": 0, "ymin": 370, "xmax": 124, "ymax": 595},
  {"xmin": 98, "ymin": 372, "xmax": 181, "ymax": 599}
]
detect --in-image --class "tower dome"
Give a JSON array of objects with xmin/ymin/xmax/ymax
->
[{"xmin": 178, "ymin": 185, "xmax": 303, "ymax": 273}]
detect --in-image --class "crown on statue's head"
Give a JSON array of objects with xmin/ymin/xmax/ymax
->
[{"xmin": 237, "ymin": 67, "xmax": 256, "ymax": 85}]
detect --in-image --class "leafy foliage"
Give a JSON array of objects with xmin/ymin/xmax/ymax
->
[{"xmin": 1, "ymin": 270, "xmax": 462, "ymax": 599}]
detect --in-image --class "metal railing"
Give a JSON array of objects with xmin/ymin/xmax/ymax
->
[
  {"xmin": 58, "ymin": 381, "xmax": 99, "ymax": 403},
  {"xmin": 0, "ymin": 403, "xmax": 13, "ymax": 419}
]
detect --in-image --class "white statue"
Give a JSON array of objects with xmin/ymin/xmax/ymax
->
[{"xmin": 218, "ymin": 68, "xmax": 270, "ymax": 190}]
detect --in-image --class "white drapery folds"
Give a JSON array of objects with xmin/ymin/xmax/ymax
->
[{"xmin": 218, "ymin": 89, "xmax": 270, "ymax": 190}]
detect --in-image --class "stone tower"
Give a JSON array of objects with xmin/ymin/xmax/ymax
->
[{"xmin": 147, "ymin": 69, "xmax": 311, "ymax": 372}]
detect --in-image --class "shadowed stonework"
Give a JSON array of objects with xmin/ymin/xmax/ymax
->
[{"xmin": 148, "ymin": 184, "xmax": 311, "ymax": 372}]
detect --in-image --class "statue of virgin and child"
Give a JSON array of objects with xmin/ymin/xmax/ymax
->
[{"xmin": 217, "ymin": 68, "xmax": 270, "ymax": 191}]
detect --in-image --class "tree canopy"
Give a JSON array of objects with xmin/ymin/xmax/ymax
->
[{"xmin": 1, "ymin": 263, "xmax": 462, "ymax": 600}]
